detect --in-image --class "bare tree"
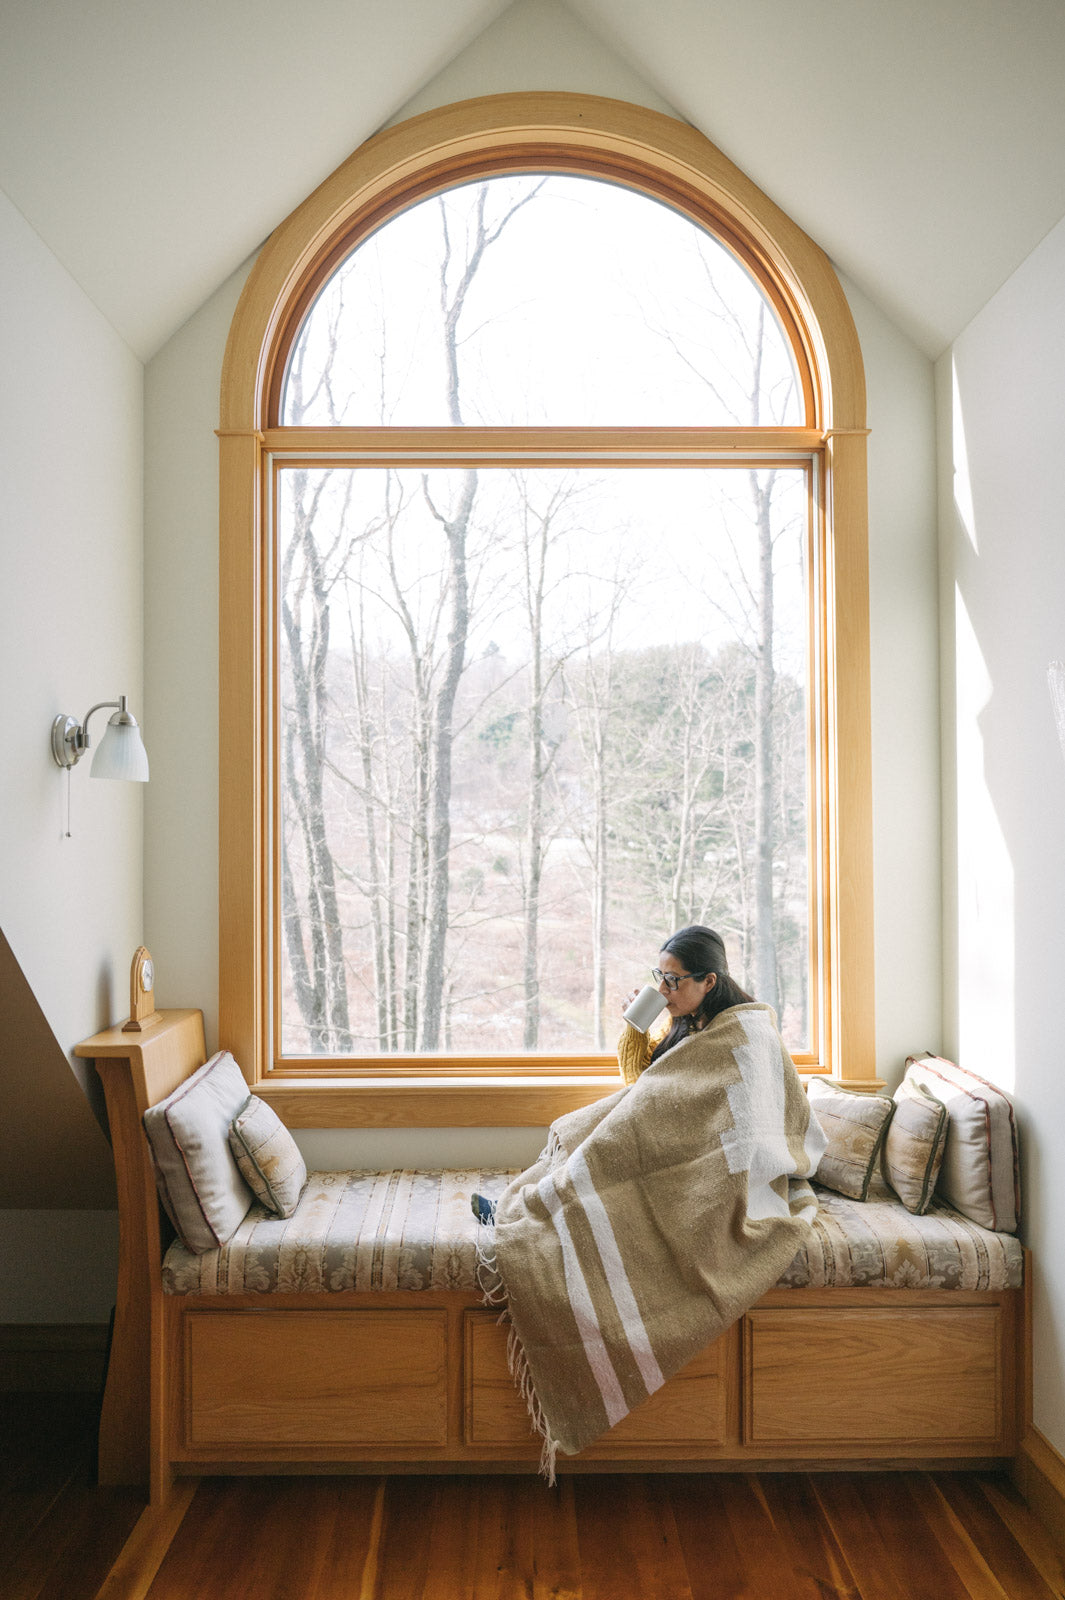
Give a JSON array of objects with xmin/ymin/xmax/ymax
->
[
  {"xmin": 565, "ymin": 569, "xmax": 631, "ymax": 1048},
  {"xmin": 279, "ymin": 465, "xmax": 354, "ymax": 1052},
  {"xmin": 511, "ymin": 475, "xmax": 587, "ymax": 1047},
  {"xmin": 417, "ymin": 182, "xmax": 545, "ymax": 1050}
]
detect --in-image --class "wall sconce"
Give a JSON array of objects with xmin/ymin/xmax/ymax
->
[{"xmin": 51, "ymin": 695, "xmax": 149, "ymax": 781}]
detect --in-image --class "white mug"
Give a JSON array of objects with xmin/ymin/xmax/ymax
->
[{"xmin": 623, "ymin": 983, "xmax": 669, "ymax": 1033}]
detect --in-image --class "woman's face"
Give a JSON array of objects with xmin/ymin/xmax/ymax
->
[{"xmin": 657, "ymin": 951, "xmax": 717, "ymax": 1018}]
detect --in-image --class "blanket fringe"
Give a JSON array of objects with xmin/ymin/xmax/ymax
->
[
  {"xmin": 474, "ymin": 1221, "xmax": 561, "ymax": 1485},
  {"xmin": 540, "ymin": 1127, "xmax": 566, "ymax": 1170},
  {"xmin": 473, "ymin": 1218, "xmax": 508, "ymax": 1306}
]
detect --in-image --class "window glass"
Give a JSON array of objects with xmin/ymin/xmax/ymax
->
[
  {"xmin": 281, "ymin": 174, "xmax": 802, "ymax": 428},
  {"xmin": 276, "ymin": 462, "xmax": 810, "ymax": 1057}
]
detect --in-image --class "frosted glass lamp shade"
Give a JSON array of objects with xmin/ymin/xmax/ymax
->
[{"xmin": 90, "ymin": 710, "xmax": 149, "ymax": 781}]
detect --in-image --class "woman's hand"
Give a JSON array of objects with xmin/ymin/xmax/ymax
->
[{"xmin": 621, "ymin": 987, "xmax": 643, "ymax": 1019}]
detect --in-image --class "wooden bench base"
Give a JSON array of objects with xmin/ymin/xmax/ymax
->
[{"xmin": 163, "ymin": 1282, "xmax": 1022, "ymax": 1479}]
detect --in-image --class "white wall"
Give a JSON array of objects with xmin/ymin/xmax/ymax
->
[
  {"xmin": 143, "ymin": 261, "xmax": 248, "ymax": 1045},
  {"xmin": 389, "ymin": 0, "xmax": 677, "ymax": 123},
  {"xmin": 938, "ymin": 212, "xmax": 1065, "ymax": 1455},
  {"xmin": 841, "ymin": 273, "xmax": 940, "ymax": 1080},
  {"xmin": 0, "ymin": 188, "xmax": 144, "ymax": 1094},
  {"xmin": 0, "ymin": 185, "xmax": 143, "ymax": 1315},
  {"xmin": 144, "ymin": 6, "xmax": 941, "ymax": 1169}
]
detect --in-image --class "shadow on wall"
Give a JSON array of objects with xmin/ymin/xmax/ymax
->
[{"xmin": 0, "ymin": 925, "xmax": 116, "ymax": 1208}]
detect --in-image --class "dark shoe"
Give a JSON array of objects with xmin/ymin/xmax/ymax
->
[{"xmin": 470, "ymin": 1193, "xmax": 496, "ymax": 1225}]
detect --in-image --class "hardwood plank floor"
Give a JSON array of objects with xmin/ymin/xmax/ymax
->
[
  {"xmin": 142, "ymin": 1471, "xmax": 1064, "ymax": 1600},
  {"xmin": 3, "ymin": 1397, "xmax": 1064, "ymax": 1600}
]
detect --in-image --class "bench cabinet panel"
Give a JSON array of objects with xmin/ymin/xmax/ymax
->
[
  {"xmin": 744, "ymin": 1304, "xmax": 1007, "ymax": 1449},
  {"xmin": 464, "ymin": 1311, "xmax": 730, "ymax": 1451},
  {"xmin": 183, "ymin": 1308, "xmax": 448, "ymax": 1448}
]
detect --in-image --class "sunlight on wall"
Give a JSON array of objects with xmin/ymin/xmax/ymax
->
[
  {"xmin": 953, "ymin": 585, "xmax": 1015, "ymax": 1090},
  {"xmin": 951, "ymin": 360, "xmax": 978, "ymax": 555},
  {"xmin": 1049, "ymin": 660, "xmax": 1065, "ymax": 762}
]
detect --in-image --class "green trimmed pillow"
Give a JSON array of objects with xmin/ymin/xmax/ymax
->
[
  {"xmin": 806, "ymin": 1078, "xmax": 895, "ymax": 1201},
  {"xmin": 882, "ymin": 1075, "xmax": 948, "ymax": 1214},
  {"xmin": 228, "ymin": 1095, "xmax": 307, "ymax": 1218}
]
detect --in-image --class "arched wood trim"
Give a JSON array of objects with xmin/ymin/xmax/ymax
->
[
  {"xmin": 221, "ymin": 94, "xmax": 864, "ymax": 433},
  {"xmin": 218, "ymin": 93, "xmax": 875, "ymax": 1104}
]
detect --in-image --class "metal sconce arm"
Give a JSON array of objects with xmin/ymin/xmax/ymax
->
[{"xmin": 51, "ymin": 698, "xmax": 130, "ymax": 768}]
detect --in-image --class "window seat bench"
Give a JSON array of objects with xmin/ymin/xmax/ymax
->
[
  {"xmin": 77, "ymin": 1011, "xmax": 1028, "ymax": 1504},
  {"xmin": 160, "ymin": 1167, "xmax": 1023, "ymax": 1297}
]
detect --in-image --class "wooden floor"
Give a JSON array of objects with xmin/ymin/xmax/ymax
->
[
  {"xmin": 3, "ymin": 1395, "xmax": 1065, "ymax": 1600},
  {"xmin": 145, "ymin": 1471, "xmax": 1065, "ymax": 1600},
  {"xmin": 1, "ymin": 1393, "xmax": 142, "ymax": 1600}
]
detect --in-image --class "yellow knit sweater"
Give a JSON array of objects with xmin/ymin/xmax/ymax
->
[{"xmin": 617, "ymin": 1017, "xmax": 671, "ymax": 1085}]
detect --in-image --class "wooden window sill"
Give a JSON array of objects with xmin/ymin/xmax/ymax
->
[
  {"xmin": 251, "ymin": 1075, "xmax": 623, "ymax": 1128},
  {"xmin": 250, "ymin": 1068, "xmax": 883, "ymax": 1127}
]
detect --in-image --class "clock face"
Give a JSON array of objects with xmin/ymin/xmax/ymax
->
[{"xmin": 141, "ymin": 958, "xmax": 154, "ymax": 991}]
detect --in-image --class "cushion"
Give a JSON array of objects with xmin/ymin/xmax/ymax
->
[
  {"xmin": 162, "ymin": 1169, "xmax": 518, "ymax": 1294},
  {"xmin": 143, "ymin": 1051, "xmax": 255, "ymax": 1254},
  {"xmin": 882, "ymin": 1075, "xmax": 948, "ymax": 1214},
  {"xmin": 229, "ymin": 1095, "xmax": 307, "ymax": 1218},
  {"xmin": 903, "ymin": 1054, "xmax": 1020, "ymax": 1232},
  {"xmin": 776, "ymin": 1179, "xmax": 1023, "ymax": 1291},
  {"xmin": 806, "ymin": 1078, "xmax": 894, "ymax": 1201},
  {"xmin": 160, "ymin": 1168, "xmax": 1024, "ymax": 1296}
]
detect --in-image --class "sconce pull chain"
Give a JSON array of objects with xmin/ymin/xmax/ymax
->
[{"xmin": 65, "ymin": 767, "xmax": 72, "ymax": 838}]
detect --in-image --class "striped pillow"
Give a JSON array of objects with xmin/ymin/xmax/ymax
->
[
  {"xmin": 882, "ymin": 1075, "xmax": 948, "ymax": 1213},
  {"xmin": 806, "ymin": 1078, "xmax": 895, "ymax": 1201},
  {"xmin": 229, "ymin": 1095, "xmax": 308, "ymax": 1217},
  {"xmin": 904, "ymin": 1055, "xmax": 1019, "ymax": 1232}
]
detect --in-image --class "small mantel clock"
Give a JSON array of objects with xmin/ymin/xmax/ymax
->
[{"xmin": 122, "ymin": 945, "xmax": 157, "ymax": 1032}]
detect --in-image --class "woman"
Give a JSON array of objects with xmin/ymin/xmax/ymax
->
[
  {"xmin": 618, "ymin": 923, "xmax": 754, "ymax": 1085},
  {"xmin": 471, "ymin": 920, "xmax": 826, "ymax": 1472}
]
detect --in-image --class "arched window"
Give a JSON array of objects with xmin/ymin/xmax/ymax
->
[
  {"xmin": 280, "ymin": 173, "xmax": 805, "ymax": 429},
  {"xmin": 219, "ymin": 95, "xmax": 874, "ymax": 1120}
]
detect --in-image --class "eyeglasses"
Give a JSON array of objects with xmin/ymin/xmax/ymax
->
[{"xmin": 651, "ymin": 966, "xmax": 708, "ymax": 992}]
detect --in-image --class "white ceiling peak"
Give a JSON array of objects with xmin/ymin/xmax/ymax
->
[
  {"xmin": 567, "ymin": 0, "xmax": 1065, "ymax": 355},
  {"xmin": 2, "ymin": 0, "xmax": 1065, "ymax": 361},
  {"xmin": 0, "ymin": 0, "xmax": 510, "ymax": 359},
  {"xmin": 389, "ymin": 0, "xmax": 678, "ymax": 127}
]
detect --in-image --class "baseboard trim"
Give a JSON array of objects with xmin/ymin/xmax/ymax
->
[
  {"xmin": 1012, "ymin": 1427, "xmax": 1065, "ymax": 1558},
  {"xmin": 93, "ymin": 1483, "xmax": 197, "ymax": 1600},
  {"xmin": 0, "ymin": 1322, "xmax": 110, "ymax": 1392}
]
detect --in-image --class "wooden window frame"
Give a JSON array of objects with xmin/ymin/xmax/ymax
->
[{"xmin": 218, "ymin": 93, "xmax": 875, "ymax": 1126}]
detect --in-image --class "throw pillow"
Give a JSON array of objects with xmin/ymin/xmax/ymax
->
[
  {"xmin": 229, "ymin": 1094, "xmax": 308, "ymax": 1217},
  {"xmin": 806, "ymin": 1078, "xmax": 895, "ymax": 1201},
  {"xmin": 882, "ymin": 1075, "xmax": 948, "ymax": 1214},
  {"xmin": 904, "ymin": 1055, "xmax": 1020, "ymax": 1232},
  {"xmin": 142, "ymin": 1051, "xmax": 255, "ymax": 1254}
]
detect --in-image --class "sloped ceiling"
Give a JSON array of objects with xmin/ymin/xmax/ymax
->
[
  {"xmin": 2, "ymin": 0, "xmax": 1064, "ymax": 361},
  {"xmin": 0, "ymin": 927, "xmax": 116, "ymax": 1208}
]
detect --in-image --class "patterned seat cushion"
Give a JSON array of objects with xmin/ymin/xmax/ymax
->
[
  {"xmin": 161, "ymin": 1169, "xmax": 1023, "ymax": 1296},
  {"xmin": 776, "ymin": 1180, "xmax": 1023, "ymax": 1290},
  {"xmin": 162, "ymin": 1169, "xmax": 515, "ymax": 1295}
]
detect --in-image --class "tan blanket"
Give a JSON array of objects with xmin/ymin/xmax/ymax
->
[{"xmin": 478, "ymin": 1002, "xmax": 827, "ymax": 1474}]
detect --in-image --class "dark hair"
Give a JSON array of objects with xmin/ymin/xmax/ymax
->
[{"xmin": 648, "ymin": 924, "xmax": 754, "ymax": 1064}]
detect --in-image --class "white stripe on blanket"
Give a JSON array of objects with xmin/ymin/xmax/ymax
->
[
  {"xmin": 569, "ymin": 1148, "xmax": 665, "ymax": 1397},
  {"xmin": 721, "ymin": 1009, "xmax": 797, "ymax": 1221},
  {"xmin": 537, "ymin": 1171, "xmax": 628, "ymax": 1426}
]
